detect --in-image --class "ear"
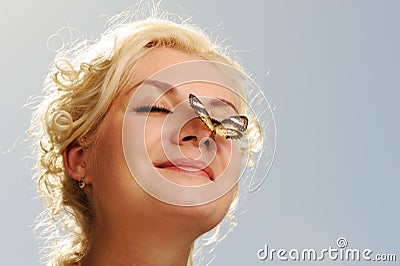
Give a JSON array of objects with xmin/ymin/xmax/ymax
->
[{"xmin": 63, "ymin": 144, "xmax": 89, "ymax": 184}]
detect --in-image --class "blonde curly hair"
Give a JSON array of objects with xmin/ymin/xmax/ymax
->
[{"xmin": 28, "ymin": 8, "xmax": 262, "ymax": 266}]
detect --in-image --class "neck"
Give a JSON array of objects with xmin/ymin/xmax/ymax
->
[{"xmin": 81, "ymin": 216, "xmax": 197, "ymax": 266}]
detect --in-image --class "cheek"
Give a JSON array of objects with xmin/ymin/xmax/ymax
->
[
  {"xmin": 123, "ymin": 114, "xmax": 160, "ymax": 158},
  {"xmin": 216, "ymin": 138, "xmax": 241, "ymax": 169},
  {"xmin": 143, "ymin": 118, "xmax": 164, "ymax": 156},
  {"xmin": 123, "ymin": 115, "xmax": 166, "ymax": 192},
  {"xmin": 123, "ymin": 116, "xmax": 147, "ymax": 165},
  {"xmin": 87, "ymin": 115, "xmax": 125, "ymax": 180},
  {"xmin": 84, "ymin": 113, "xmax": 142, "ymax": 218}
]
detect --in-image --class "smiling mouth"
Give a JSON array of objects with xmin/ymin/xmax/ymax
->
[{"xmin": 154, "ymin": 159, "xmax": 214, "ymax": 181}]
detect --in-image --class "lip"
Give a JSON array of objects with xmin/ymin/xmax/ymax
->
[{"xmin": 154, "ymin": 158, "xmax": 214, "ymax": 181}]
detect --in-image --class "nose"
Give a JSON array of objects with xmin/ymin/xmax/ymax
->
[{"xmin": 179, "ymin": 117, "xmax": 214, "ymax": 148}]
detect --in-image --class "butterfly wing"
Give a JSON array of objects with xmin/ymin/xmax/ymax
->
[
  {"xmin": 214, "ymin": 115, "xmax": 248, "ymax": 139},
  {"xmin": 189, "ymin": 94, "xmax": 215, "ymax": 131},
  {"xmin": 214, "ymin": 125, "xmax": 244, "ymax": 140},
  {"xmin": 220, "ymin": 115, "xmax": 248, "ymax": 132}
]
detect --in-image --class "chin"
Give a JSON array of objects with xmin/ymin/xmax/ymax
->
[{"xmin": 158, "ymin": 188, "xmax": 235, "ymax": 233}]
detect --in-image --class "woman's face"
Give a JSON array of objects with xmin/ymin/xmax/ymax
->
[{"xmin": 85, "ymin": 48, "xmax": 241, "ymax": 235}]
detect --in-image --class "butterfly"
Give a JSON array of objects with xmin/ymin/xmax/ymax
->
[{"xmin": 188, "ymin": 93, "xmax": 248, "ymax": 140}]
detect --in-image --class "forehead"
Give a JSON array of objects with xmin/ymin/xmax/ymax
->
[
  {"xmin": 122, "ymin": 48, "xmax": 239, "ymax": 103},
  {"xmin": 129, "ymin": 47, "xmax": 206, "ymax": 86}
]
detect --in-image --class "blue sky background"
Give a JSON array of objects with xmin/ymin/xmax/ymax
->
[{"xmin": 0, "ymin": 1, "xmax": 399, "ymax": 265}]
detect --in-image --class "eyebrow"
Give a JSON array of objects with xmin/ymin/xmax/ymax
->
[
  {"xmin": 212, "ymin": 98, "xmax": 239, "ymax": 113},
  {"xmin": 125, "ymin": 79, "xmax": 177, "ymax": 96},
  {"xmin": 126, "ymin": 79, "xmax": 238, "ymax": 112}
]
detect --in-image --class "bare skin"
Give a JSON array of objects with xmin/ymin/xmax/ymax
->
[{"xmin": 64, "ymin": 48, "xmax": 240, "ymax": 265}]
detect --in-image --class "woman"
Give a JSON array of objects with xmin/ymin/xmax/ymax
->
[{"xmin": 29, "ymin": 10, "xmax": 267, "ymax": 266}]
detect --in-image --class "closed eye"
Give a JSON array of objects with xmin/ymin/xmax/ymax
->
[{"xmin": 134, "ymin": 105, "xmax": 172, "ymax": 114}]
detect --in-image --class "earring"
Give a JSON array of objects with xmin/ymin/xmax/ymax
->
[{"xmin": 78, "ymin": 175, "xmax": 86, "ymax": 189}]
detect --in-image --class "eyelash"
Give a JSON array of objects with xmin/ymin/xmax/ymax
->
[{"xmin": 134, "ymin": 105, "xmax": 172, "ymax": 114}]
